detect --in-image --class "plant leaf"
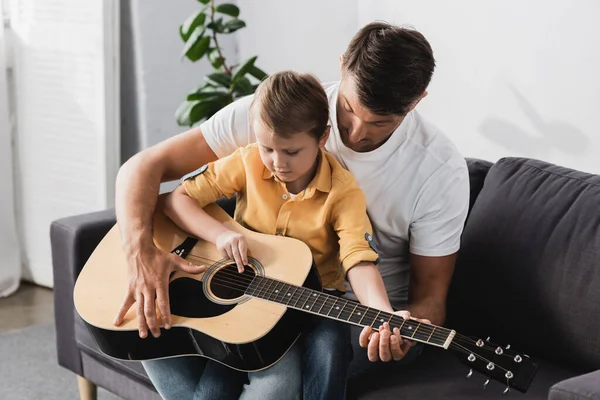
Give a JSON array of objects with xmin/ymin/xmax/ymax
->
[
  {"xmin": 182, "ymin": 33, "xmax": 210, "ymax": 62},
  {"xmin": 180, "ymin": 9, "xmax": 206, "ymax": 42},
  {"xmin": 215, "ymin": 3, "xmax": 240, "ymax": 18},
  {"xmin": 197, "ymin": 0, "xmax": 210, "ymax": 4},
  {"xmin": 232, "ymin": 56, "xmax": 257, "ymax": 84},
  {"xmin": 175, "ymin": 100, "xmax": 198, "ymax": 126},
  {"xmin": 187, "ymin": 88, "xmax": 229, "ymax": 102},
  {"xmin": 205, "ymin": 72, "xmax": 232, "ymax": 88},
  {"xmin": 223, "ymin": 19, "xmax": 246, "ymax": 33},
  {"xmin": 249, "ymin": 65, "xmax": 268, "ymax": 81},
  {"xmin": 189, "ymin": 95, "xmax": 232, "ymax": 125},
  {"xmin": 207, "ymin": 48, "xmax": 224, "ymax": 69},
  {"xmin": 232, "ymin": 76, "xmax": 254, "ymax": 96},
  {"xmin": 207, "ymin": 18, "xmax": 225, "ymax": 34}
]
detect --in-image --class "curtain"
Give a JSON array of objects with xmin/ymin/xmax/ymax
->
[{"xmin": 0, "ymin": 0, "xmax": 21, "ymax": 297}]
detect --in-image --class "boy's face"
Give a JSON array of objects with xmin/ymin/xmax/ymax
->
[
  {"xmin": 337, "ymin": 74, "xmax": 404, "ymax": 153},
  {"xmin": 254, "ymin": 117, "xmax": 328, "ymax": 193}
]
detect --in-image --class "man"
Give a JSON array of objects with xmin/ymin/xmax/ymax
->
[{"xmin": 113, "ymin": 21, "xmax": 469, "ymax": 398}]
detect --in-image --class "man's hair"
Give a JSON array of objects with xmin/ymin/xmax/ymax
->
[
  {"xmin": 342, "ymin": 21, "xmax": 435, "ymax": 116},
  {"xmin": 251, "ymin": 71, "xmax": 329, "ymax": 141}
]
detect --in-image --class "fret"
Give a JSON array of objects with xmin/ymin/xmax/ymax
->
[
  {"xmin": 316, "ymin": 293, "xmax": 330, "ymax": 314},
  {"xmin": 294, "ymin": 288, "xmax": 309, "ymax": 308},
  {"xmin": 325, "ymin": 297, "xmax": 339, "ymax": 317},
  {"xmin": 270, "ymin": 281, "xmax": 285, "ymax": 304},
  {"xmin": 427, "ymin": 326, "xmax": 437, "ymax": 343},
  {"xmin": 284, "ymin": 285, "xmax": 299, "ymax": 306},
  {"xmin": 410, "ymin": 321, "xmax": 432, "ymax": 342},
  {"xmin": 298, "ymin": 289, "xmax": 312, "ymax": 310},
  {"xmin": 261, "ymin": 278, "xmax": 276, "ymax": 300},
  {"xmin": 349, "ymin": 304, "xmax": 370, "ymax": 324},
  {"xmin": 409, "ymin": 321, "xmax": 420, "ymax": 338},
  {"xmin": 301, "ymin": 290, "xmax": 320, "ymax": 311},
  {"xmin": 249, "ymin": 277, "xmax": 267, "ymax": 298},
  {"xmin": 358, "ymin": 308, "xmax": 377, "ymax": 327},
  {"xmin": 265, "ymin": 279, "xmax": 281, "ymax": 301},
  {"xmin": 369, "ymin": 310, "xmax": 381, "ymax": 328},
  {"xmin": 338, "ymin": 300, "xmax": 353, "ymax": 321},
  {"xmin": 278, "ymin": 283, "xmax": 292, "ymax": 304},
  {"xmin": 245, "ymin": 276, "xmax": 260, "ymax": 296}
]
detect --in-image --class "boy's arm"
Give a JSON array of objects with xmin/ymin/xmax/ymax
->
[
  {"xmin": 346, "ymin": 262, "xmax": 393, "ymax": 313},
  {"xmin": 330, "ymin": 184, "xmax": 390, "ymax": 311},
  {"xmin": 331, "ymin": 182, "xmax": 424, "ymax": 363}
]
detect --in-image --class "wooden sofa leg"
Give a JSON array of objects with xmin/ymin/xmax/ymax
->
[{"xmin": 77, "ymin": 375, "xmax": 98, "ymax": 400}]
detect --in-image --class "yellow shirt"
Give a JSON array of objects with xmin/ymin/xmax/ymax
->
[{"xmin": 182, "ymin": 143, "xmax": 379, "ymax": 292}]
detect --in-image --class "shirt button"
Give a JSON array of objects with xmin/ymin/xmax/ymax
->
[{"xmin": 282, "ymin": 194, "xmax": 288, "ymax": 200}]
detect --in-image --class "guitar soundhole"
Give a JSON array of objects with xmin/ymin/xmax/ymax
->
[{"xmin": 210, "ymin": 264, "xmax": 256, "ymax": 300}]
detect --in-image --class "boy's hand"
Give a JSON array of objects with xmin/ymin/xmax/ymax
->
[{"xmin": 216, "ymin": 230, "xmax": 248, "ymax": 273}]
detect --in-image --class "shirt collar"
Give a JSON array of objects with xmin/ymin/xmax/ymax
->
[{"xmin": 261, "ymin": 149, "xmax": 332, "ymax": 197}]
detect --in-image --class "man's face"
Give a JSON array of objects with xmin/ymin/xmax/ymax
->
[{"xmin": 336, "ymin": 75, "xmax": 404, "ymax": 153}]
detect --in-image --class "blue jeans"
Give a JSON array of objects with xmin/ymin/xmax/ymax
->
[{"xmin": 142, "ymin": 317, "xmax": 351, "ymax": 400}]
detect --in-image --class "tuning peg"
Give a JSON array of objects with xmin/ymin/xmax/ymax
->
[
  {"xmin": 486, "ymin": 336, "xmax": 491, "ymax": 341},
  {"xmin": 503, "ymin": 386, "xmax": 510, "ymax": 395},
  {"xmin": 466, "ymin": 368, "xmax": 473, "ymax": 378},
  {"xmin": 505, "ymin": 344, "xmax": 511, "ymax": 350},
  {"xmin": 483, "ymin": 378, "xmax": 490, "ymax": 388}
]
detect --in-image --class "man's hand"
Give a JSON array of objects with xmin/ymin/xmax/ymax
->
[
  {"xmin": 359, "ymin": 310, "xmax": 431, "ymax": 362},
  {"xmin": 113, "ymin": 243, "xmax": 206, "ymax": 338},
  {"xmin": 216, "ymin": 230, "xmax": 248, "ymax": 273}
]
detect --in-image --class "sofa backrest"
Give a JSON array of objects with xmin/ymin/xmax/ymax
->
[{"xmin": 448, "ymin": 157, "xmax": 600, "ymax": 371}]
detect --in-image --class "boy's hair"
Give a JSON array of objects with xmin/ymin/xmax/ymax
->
[
  {"xmin": 342, "ymin": 21, "xmax": 436, "ymax": 116},
  {"xmin": 251, "ymin": 71, "xmax": 329, "ymax": 141}
]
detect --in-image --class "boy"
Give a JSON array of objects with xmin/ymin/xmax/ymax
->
[{"xmin": 158, "ymin": 71, "xmax": 397, "ymax": 400}]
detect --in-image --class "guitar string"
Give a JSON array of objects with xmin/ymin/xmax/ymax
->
[
  {"xmin": 184, "ymin": 255, "xmax": 520, "ymax": 359},
  {"xmin": 204, "ymin": 269, "xmax": 456, "ymax": 347},
  {"xmin": 185, "ymin": 257, "xmax": 513, "ymax": 356}
]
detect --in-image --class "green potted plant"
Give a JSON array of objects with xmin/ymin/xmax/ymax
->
[{"xmin": 176, "ymin": 0, "xmax": 268, "ymax": 127}]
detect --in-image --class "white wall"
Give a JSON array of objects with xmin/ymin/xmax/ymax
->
[
  {"xmin": 237, "ymin": 0, "xmax": 600, "ymax": 174},
  {"xmin": 237, "ymin": 0, "xmax": 357, "ymax": 82},
  {"xmin": 126, "ymin": 0, "xmax": 238, "ymax": 157}
]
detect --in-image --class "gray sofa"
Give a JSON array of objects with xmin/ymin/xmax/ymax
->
[{"xmin": 51, "ymin": 157, "xmax": 600, "ymax": 400}]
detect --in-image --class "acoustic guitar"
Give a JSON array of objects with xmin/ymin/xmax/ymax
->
[{"xmin": 74, "ymin": 196, "xmax": 538, "ymax": 394}]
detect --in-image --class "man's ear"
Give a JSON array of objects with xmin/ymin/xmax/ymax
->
[
  {"xmin": 320, "ymin": 126, "xmax": 331, "ymax": 148},
  {"xmin": 408, "ymin": 90, "xmax": 428, "ymax": 112}
]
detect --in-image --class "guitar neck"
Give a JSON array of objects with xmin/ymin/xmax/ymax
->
[{"xmin": 246, "ymin": 276, "xmax": 455, "ymax": 349}]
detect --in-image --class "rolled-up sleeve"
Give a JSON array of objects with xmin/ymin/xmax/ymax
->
[
  {"xmin": 182, "ymin": 148, "xmax": 247, "ymax": 208},
  {"xmin": 330, "ymin": 182, "xmax": 379, "ymax": 275}
]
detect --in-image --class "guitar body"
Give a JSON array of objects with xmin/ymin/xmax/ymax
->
[{"xmin": 74, "ymin": 198, "xmax": 320, "ymax": 371}]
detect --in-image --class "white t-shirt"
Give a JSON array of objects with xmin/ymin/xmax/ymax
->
[{"xmin": 201, "ymin": 81, "xmax": 470, "ymax": 309}]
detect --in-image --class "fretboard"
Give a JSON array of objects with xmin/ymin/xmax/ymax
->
[{"xmin": 245, "ymin": 276, "xmax": 455, "ymax": 349}]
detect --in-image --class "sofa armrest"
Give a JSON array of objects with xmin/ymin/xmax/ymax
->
[
  {"xmin": 50, "ymin": 209, "xmax": 116, "ymax": 375},
  {"xmin": 548, "ymin": 370, "xmax": 600, "ymax": 400}
]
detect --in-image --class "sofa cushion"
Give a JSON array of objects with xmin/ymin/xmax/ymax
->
[
  {"xmin": 465, "ymin": 158, "xmax": 494, "ymax": 216},
  {"xmin": 448, "ymin": 157, "xmax": 600, "ymax": 372},
  {"xmin": 75, "ymin": 314, "xmax": 155, "ymax": 389},
  {"xmin": 351, "ymin": 346, "xmax": 579, "ymax": 400},
  {"xmin": 548, "ymin": 369, "xmax": 600, "ymax": 400}
]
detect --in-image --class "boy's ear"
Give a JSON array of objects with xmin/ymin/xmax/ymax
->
[{"xmin": 320, "ymin": 126, "xmax": 331, "ymax": 148}]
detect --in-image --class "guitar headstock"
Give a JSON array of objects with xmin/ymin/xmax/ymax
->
[{"xmin": 449, "ymin": 335, "xmax": 539, "ymax": 394}]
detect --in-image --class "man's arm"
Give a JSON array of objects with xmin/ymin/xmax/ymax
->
[
  {"xmin": 113, "ymin": 128, "xmax": 218, "ymax": 339},
  {"xmin": 406, "ymin": 253, "xmax": 456, "ymax": 326}
]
